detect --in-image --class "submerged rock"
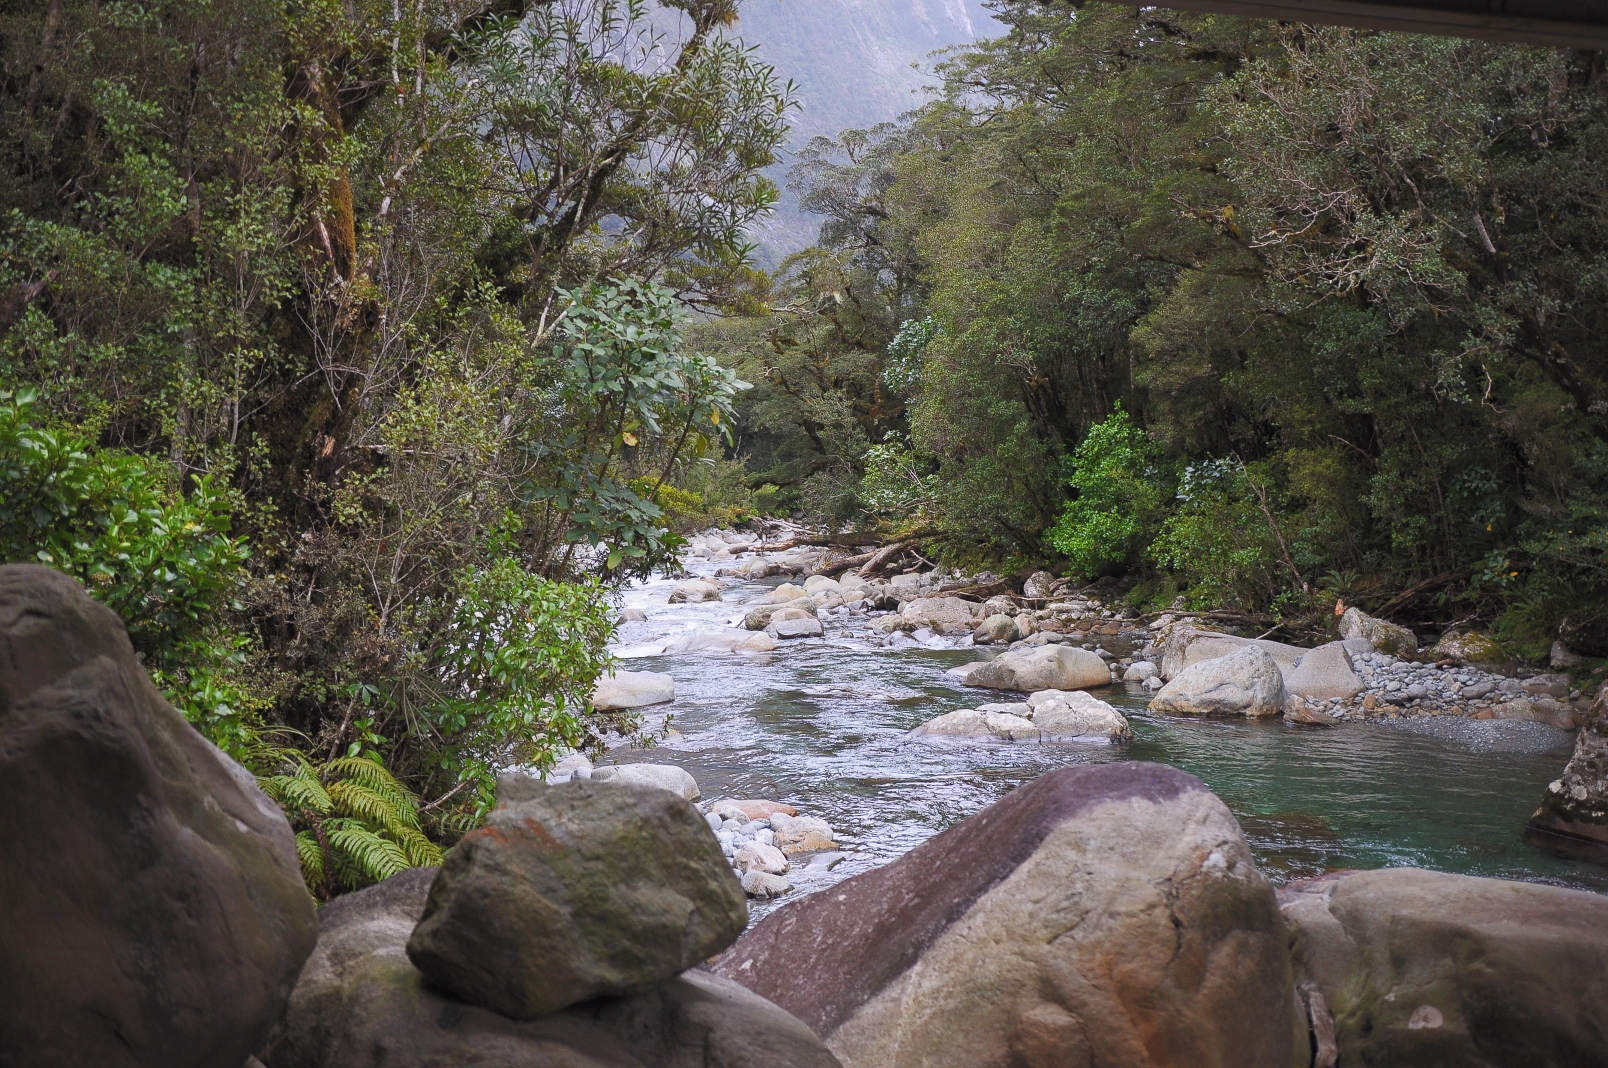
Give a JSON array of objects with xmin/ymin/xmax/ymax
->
[
  {"xmin": 1339, "ymin": 607, "xmax": 1417, "ymax": 657},
  {"xmin": 963, "ymin": 643, "xmax": 1110, "ymax": 692},
  {"xmin": 1280, "ymin": 867, "xmax": 1608, "ymax": 1067},
  {"xmin": 270, "ymin": 868, "xmax": 839, "ymax": 1068},
  {"xmin": 1150, "ymin": 645, "xmax": 1286, "ymax": 718},
  {"xmin": 0, "ymin": 565, "xmax": 317, "ymax": 1068},
  {"xmin": 713, "ymin": 763, "xmax": 1306, "ymax": 1068},
  {"xmin": 406, "ymin": 777, "xmax": 745, "ymax": 1019},
  {"xmin": 1529, "ymin": 682, "xmax": 1608, "ymax": 846},
  {"xmin": 592, "ymin": 668, "xmax": 676, "ymax": 710}
]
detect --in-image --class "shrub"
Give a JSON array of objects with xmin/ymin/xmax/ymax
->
[
  {"xmin": 1149, "ymin": 459, "xmax": 1282, "ymax": 610},
  {"xmin": 1045, "ymin": 407, "xmax": 1163, "ymax": 577}
]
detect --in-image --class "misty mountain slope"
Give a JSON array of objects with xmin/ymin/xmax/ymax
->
[{"xmin": 728, "ymin": 0, "xmax": 1001, "ymax": 260}]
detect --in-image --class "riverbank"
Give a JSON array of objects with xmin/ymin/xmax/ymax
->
[{"xmin": 591, "ymin": 532, "xmax": 1608, "ymax": 916}]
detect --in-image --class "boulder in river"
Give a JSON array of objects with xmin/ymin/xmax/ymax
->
[
  {"xmin": 910, "ymin": 707, "xmax": 1040, "ymax": 741},
  {"xmin": 972, "ymin": 613, "xmax": 1021, "ymax": 645},
  {"xmin": 1490, "ymin": 695, "xmax": 1581, "ymax": 730},
  {"xmin": 1339, "ymin": 606, "xmax": 1417, "ymax": 657},
  {"xmin": 764, "ymin": 582, "xmax": 810, "ymax": 603},
  {"xmin": 745, "ymin": 598, "xmax": 816, "ymax": 630},
  {"xmin": 963, "ymin": 643, "xmax": 1110, "ymax": 692},
  {"xmin": 1431, "ymin": 629, "xmax": 1516, "ymax": 674},
  {"xmin": 592, "ymin": 668, "xmax": 676, "ymax": 710},
  {"xmin": 769, "ymin": 613, "xmax": 825, "ymax": 640},
  {"xmin": 712, "ymin": 799, "xmax": 799, "ymax": 821},
  {"xmin": 1282, "ymin": 641, "xmax": 1363, "ymax": 701},
  {"xmin": 406, "ymin": 777, "xmax": 745, "ymax": 1019},
  {"xmin": 1150, "ymin": 645, "xmax": 1286, "ymax": 718},
  {"xmin": 1280, "ymin": 867, "xmax": 1608, "ymax": 1067},
  {"xmin": 770, "ymin": 812, "xmax": 836, "ymax": 855},
  {"xmin": 1026, "ymin": 688, "xmax": 1132, "ymax": 741},
  {"xmin": 713, "ymin": 763, "xmax": 1306, "ymax": 1068},
  {"xmin": 589, "ymin": 762, "xmax": 702, "ymax": 799},
  {"xmin": 669, "ymin": 578, "xmax": 723, "ymax": 603},
  {"xmin": 1021, "ymin": 570, "xmax": 1057, "ymax": 599},
  {"xmin": 900, "ymin": 596, "xmax": 978, "ymax": 634},
  {"xmin": 1157, "ymin": 624, "xmax": 1304, "ymax": 683},
  {"xmin": 0, "ymin": 565, "xmax": 318, "ymax": 1068},
  {"xmin": 1528, "ymin": 682, "xmax": 1608, "ymax": 847},
  {"xmin": 662, "ymin": 629, "xmax": 776, "ymax": 654},
  {"xmin": 270, "ymin": 867, "xmax": 840, "ymax": 1068}
]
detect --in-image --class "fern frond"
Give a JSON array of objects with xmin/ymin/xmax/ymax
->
[
  {"xmin": 260, "ymin": 772, "xmax": 333, "ymax": 815},
  {"xmin": 393, "ymin": 824, "xmax": 445, "ymax": 868},
  {"xmin": 327, "ymin": 779, "xmax": 415, "ymax": 837},
  {"xmin": 294, "ymin": 829, "xmax": 326, "ymax": 888},
  {"xmin": 324, "ymin": 818, "xmax": 411, "ymax": 886}
]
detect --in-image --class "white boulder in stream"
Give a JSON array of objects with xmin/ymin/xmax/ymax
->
[
  {"xmin": 669, "ymin": 578, "xmax": 722, "ymax": 603},
  {"xmin": 590, "ymin": 763, "xmax": 700, "ymax": 800},
  {"xmin": 591, "ymin": 669, "xmax": 675, "ymax": 710},
  {"xmin": 662, "ymin": 629, "xmax": 776, "ymax": 654},
  {"xmin": 1027, "ymin": 689, "xmax": 1132, "ymax": 741},
  {"xmin": 1282, "ymin": 641, "xmax": 1364, "ymax": 701},
  {"xmin": 963, "ymin": 643, "xmax": 1110, "ymax": 692},
  {"xmin": 1150, "ymin": 645, "xmax": 1285, "ymax": 718}
]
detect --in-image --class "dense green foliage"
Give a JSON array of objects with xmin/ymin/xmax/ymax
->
[
  {"xmin": 0, "ymin": 0, "xmax": 789, "ymax": 881},
  {"xmin": 710, "ymin": 2, "xmax": 1608, "ymax": 650}
]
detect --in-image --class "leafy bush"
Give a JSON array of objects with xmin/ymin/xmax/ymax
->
[
  {"xmin": 1045, "ymin": 407, "xmax": 1163, "ymax": 577},
  {"xmin": 0, "ymin": 390, "xmax": 261, "ymax": 759},
  {"xmin": 884, "ymin": 316, "xmax": 940, "ymax": 394},
  {"xmin": 859, "ymin": 436, "xmax": 937, "ymax": 517},
  {"xmin": 1149, "ymin": 460, "xmax": 1282, "ymax": 610}
]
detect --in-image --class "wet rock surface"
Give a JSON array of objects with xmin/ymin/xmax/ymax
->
[
  {"xmin": 1150, "ymin": 645, "xmax": 1286, "ymax": 718},
  {"xmin": 714, "ymin": 763, "xmax": 1306, "ymax": 1068},
  {"xmin": 0, "ymin": 565, "xmax": 317, "ymax": 1068},
  {"xmin": 1529, "ymin": 682, "xmax": 1608, "ymax": 846}
]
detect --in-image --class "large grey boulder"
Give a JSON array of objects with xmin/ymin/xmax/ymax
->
[
  {"xmin": 0, "ymin": 565, "xmax": 318, "ymax": 1068},
  {"xmin": 714, "ymin": 764, "xmax": 1307, "ymax": 1068},
  {"xmin": 745, "ymin": 598, "xmax": 815, "ymax": 630},
  {"xmin": 972, "ymin": 613, "xmax": 1021, "ymax": 645},
  {"xmin": 590, "ymin": 762, "xmax": 701, "ymax": 800},
  {"xmin": 1150, "ymin": 645, "xmax": 1286, "ymax": 718},
  {"xmin": 1025, "ymin": 688, "xmax": 1133, "ymax": 741},
  {"xmin": 662, "ymin": 629, "xmax": 776, "ymax": 654},
  {"xmin": 1282, "ymin": 641, "xmax": 1363, "ymax": 701},
  {"xmin": 768, "ymin": 613, "xmax": 824, "ymax": 640},
  {"xmin": 910, "ymin": 707, "xmax": 1041, "ymax": 741},
  {"xmin": 1339, "ymin": 607, "xmax": 1417, "ymax": 657},
  {"xmin": 592, "ymin": 669, "xmax": 676, "ymax": 710},
  {"xmin": 1157, "ymin": 624, "xmax": 1304, "ymax": 683},
  {"xmin": 1529, "ymin": 682, "xmax": 1608, "ymax": 846},
  {"xmin": 900, "ymin": 596, "xmax": 978, "ymax": 634},
  {"xmin": 406, "ymin": 777, "xmax": 745, "ymax": 1018},
  {"xmin": 267, "ymin": 868, "xmax": 841, "ymax": 1068},
  {"xmin": 963, "ymin": 643, "xmax": 1110, "ymax": 692},
  {"xmin": 1280, "ymin": 867, "xmax": 1608, "ymax": 1067}
]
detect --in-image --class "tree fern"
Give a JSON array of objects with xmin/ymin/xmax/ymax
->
[{"xmin": 260, "ymin": 752, "xmax": 444, "ymax": 898}]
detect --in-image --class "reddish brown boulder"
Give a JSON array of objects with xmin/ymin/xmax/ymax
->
[{"xmin": 713, "ymin": 763, "xmax": 1307, "ymax": 1068}]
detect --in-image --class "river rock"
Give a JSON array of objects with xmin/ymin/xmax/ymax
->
[
  {"xmin": 406, "ymin": 777, "xmax": 744, "ymax": 1019},
  {"xmin": 1521, "ymin": 672, "xmax": 1572, "ymax": 698},
  {"xmin": 735, "ymin": 842, "xmax": 790, "ymax": 875},
  {"xmin": 973, "ymin": 612, "xmax": 1021, "ymax": 645},
  {"xmin": 1491, "ymin": 695, "xmax": 1581, "ymax": 730},
  {"xmin": 1529, "ymin": 682, "xmax": 1608, "ymax": 846},
  {"xmin": 764, "ymin": 583, "xmax": 810, "ymax": 603},
  {"xmin": 770, "ymin": 813, "xmax": 836, "ymax": 855},
  {"xmin": 618, "ymin": 607, "xmax": 648, "ymax": 623},
  {"xmin": 1552, "ymin": 640, "xmax": 1585, "ymax": 669},
  {"xmin": 1339, "ymin": 607, "xmax": 1417, "ymax": 656},
  {"xmin": 714, "ymin": 799, "xmax": 799, "ymax": 821},
  {"xmin": 900, "ymin": 596, "xmax": 978, "ymax": 634},
  {"xmin": 1025, "ymin": 688, "xmax": 1132, "ymax": 741},
  {"xmin": 1432, "ymin": 629, "xmax": 1515, "ymax": 674},
  {"xmin": 769, "ymin": 614, "xmax": 825, "ymax": 639},
  {"xmin": 743, "ymin": 871, "xmax": 794, "ymax": 898},
  {"xmin": 663, "ymin": 629, "xmax": 776, "ymax": 654},
  {"xmin": 713, "ymin": 763, "xmax": 1306, "ymax": 1068},
  {"xmin": 589, "ymin": 762, "xmax": 701, "ymax": 799},
  {"xmin": 1122, "ymin": 659, "xmax": 1159, "ymax": 681},
  {"xmin": 963, "ymin": 643, "xmax": 1110, "ymax": 692},
  {"xmin": 592, "ymin": 668, "xmax": 676, "ymax": 710},
  {"xmin": 1021, "ymin": 570, "xmax": 1056, "ymax": 598},
  {"xmin": 1150, "ymin": 645, "xmax": 1286, "ymax": 718},
  {"xmin": 1282, "ymin": 641, "xmax": 1363, "ymax": 700},
  {"xmin": 746, "ymin": 598, "xmax": 816, "ymax": 630},
  {"xmin": 0, "ymin": 565, "xmax": 318, "ymax": 1068},
  {"xmin": 803, "ymin": 575, "xmax": 842, "ymax": 596},
  {"xmin": 270, "ymin": 867, "xmax": 839, "ymax": 1068},
  {"xmin": 1280, "ymin": 867, "xmax": 1608, "ymax": 1066},
  {"xmin": 1157, "ymin": 624, "xmax": 1304, "ymax": 682},
  {"xmin": 669, "ymin": 578, "xmax": 723, "ymax": 603},
  {"xmin": 1283, "ymin": 697, "xmax": 1338, "ymax": 727}
]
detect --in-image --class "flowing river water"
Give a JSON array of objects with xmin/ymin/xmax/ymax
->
[{"xmin": 600, "ymin": 561, "xmax": 1608, "ymax": 918}]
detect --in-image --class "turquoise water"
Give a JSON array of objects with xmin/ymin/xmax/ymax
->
[{"xmin": 605, "ymin": 570, "xmax": 1606, "ymax": 913}]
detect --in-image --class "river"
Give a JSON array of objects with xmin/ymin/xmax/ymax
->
[{"xmin": 602, "ymin": 559, "xmax": 1608, "ymax": 917}]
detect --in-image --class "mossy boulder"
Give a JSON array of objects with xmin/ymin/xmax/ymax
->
[
  {"xmin": 406, "ymin": 776, "xmax": 745, "ymax": 1019},
  {"xmin": 1432, "ymin": 630, "xmax": 1517, "ymax": 674},
  {"xmin": 1340, "ymin": 607, "xmax": 1418, "ymax": 657}
]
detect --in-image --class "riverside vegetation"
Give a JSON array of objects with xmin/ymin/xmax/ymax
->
[{"xmin": 2, "ymin": 0, "xmax": 1607, "ymax": 901}]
